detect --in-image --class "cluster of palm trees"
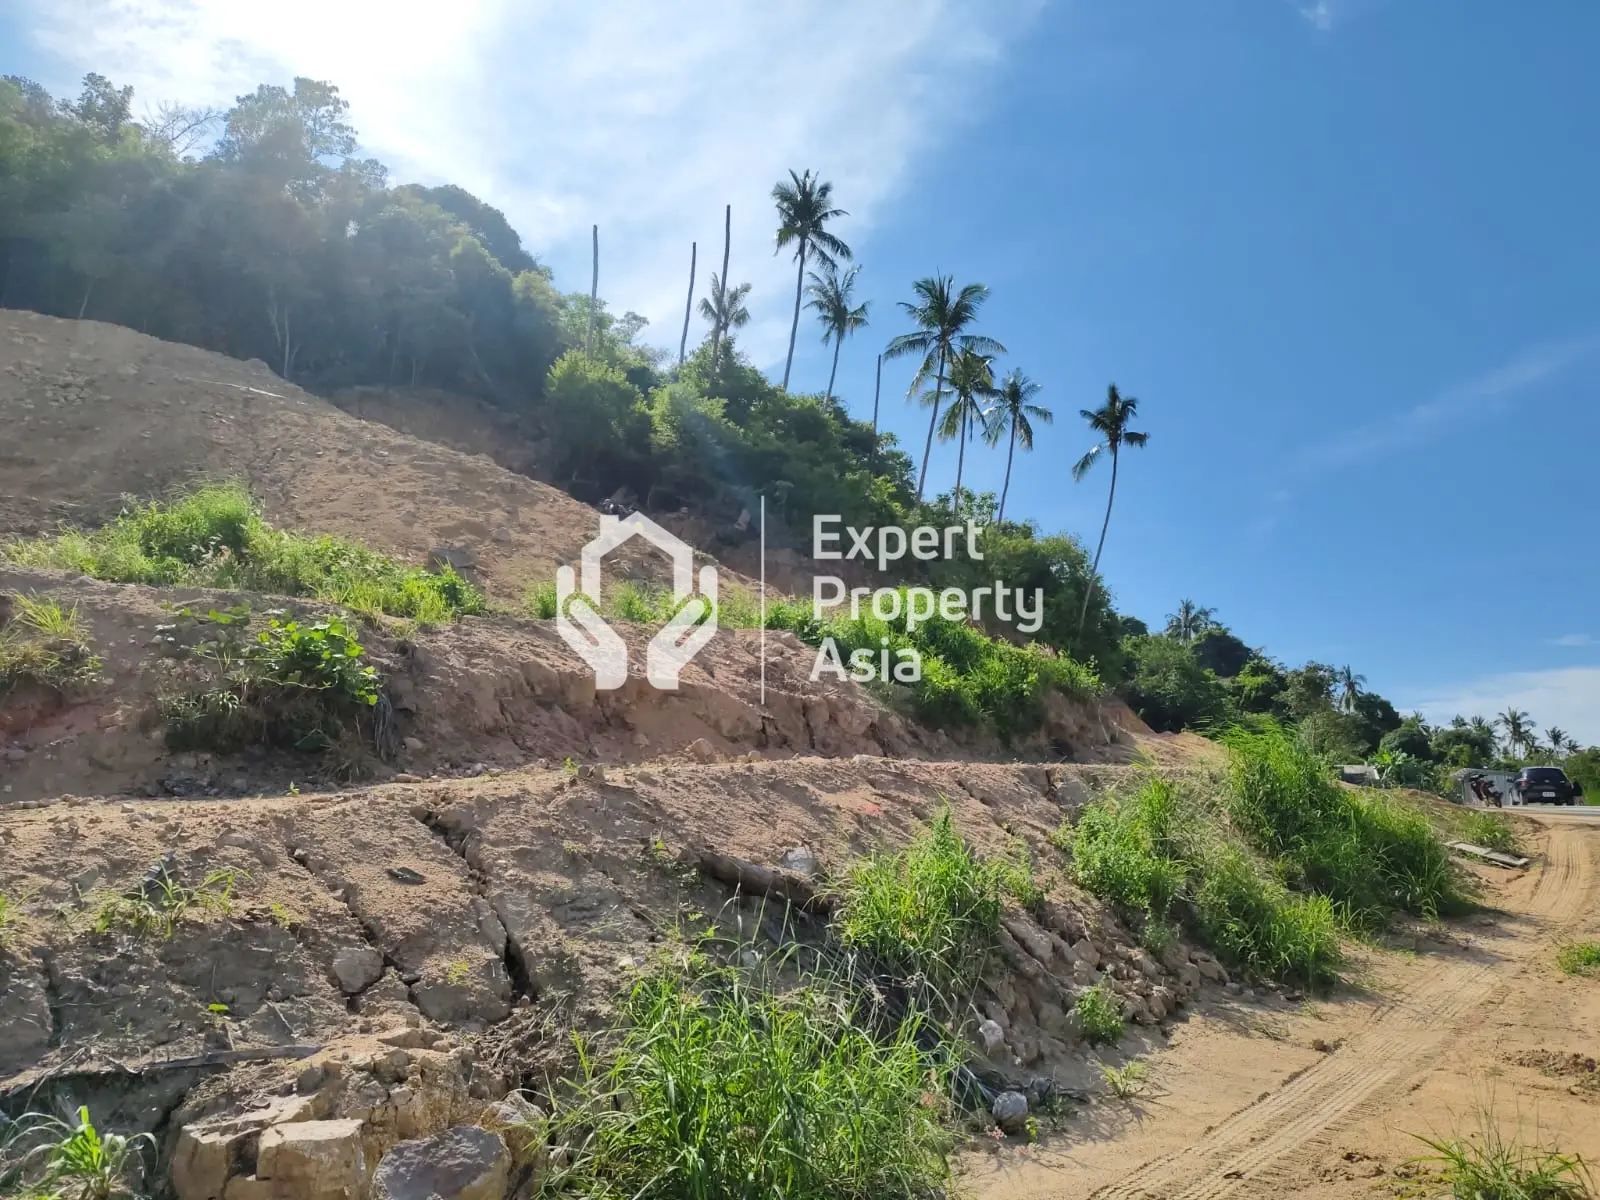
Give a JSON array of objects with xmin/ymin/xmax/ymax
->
[{"xmin": 1493, "ymin": 709, "xmax": 1580, "ymax": 761}]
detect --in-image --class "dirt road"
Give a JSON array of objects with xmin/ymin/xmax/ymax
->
[{"xmin": 974, "ymin": 814, "xmax": 1600, "ymax": 1199}]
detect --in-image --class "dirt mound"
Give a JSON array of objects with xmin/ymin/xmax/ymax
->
[{"xmin": 0, "ymin": 312, "xmax": 674, "ymax": 600}]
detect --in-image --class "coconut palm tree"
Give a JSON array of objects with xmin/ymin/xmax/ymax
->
[
  {"xmin": 1164, "ymin": 599, "xmax": 1216, "ymax": 645},
  {"xmin": 985, "ymin": 370, "xmax": 1051, "ymax": 523},
  {"xmin": 773, "ymin": 170, "xmax": 851, "ymax": 391},
  {"xmin": 1072, "ymin": 384, "xmax": 1150, "ymax": 637},
  {"xmin": 699, "ymin": 273, "xmax": 751, "ymax": 345},
  {"xmin": 1495, "ymin": 709, "xmax": 1532, "ymax": 759},
  {"xmin": 1546, "ymin": 727, "xmax": 1570, "ymax": 758},
  {"xmin": 935, "ymin": 347, "xmax": 998, "ymax": 509},
  {"xmin": 804, "ymin": 262, "xmax": 869, "ymax": 406},
  {"xmin": 883, "ymin": 275, "xmax": 1005, "ymax": 502},
  {"xmin": 1335, "ymin": 666, "xmax": 1366, "ymax": 714}
]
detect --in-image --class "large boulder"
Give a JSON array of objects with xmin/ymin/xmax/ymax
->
[
  {"xmin": 256, "ymin": 1120, "xmax": 367, "ymax": 1200},
  {"xmin": 371, "ymin": 1126, "xmax": 510, "ymax": 1200}
]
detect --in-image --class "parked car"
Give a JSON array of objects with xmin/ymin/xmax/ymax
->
[{"xmin": 1513, "ymin": 766, "xmax": 1584, "ymax": 805}]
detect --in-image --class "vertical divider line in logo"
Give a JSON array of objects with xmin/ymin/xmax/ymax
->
[{"xmin": 759, "ymin": 495, "xmax": 767, "ymax": 706}]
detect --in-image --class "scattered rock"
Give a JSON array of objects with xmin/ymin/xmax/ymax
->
[
  {"xmin": 991, "ymin": 1090, "xmax": 1030, "ymax": 1134},
  {"xmin": 685, "ymin": 737, "xmax": 718, "ymax": 763},
  {"xmin": 975, "ymin": 1019, "xmax": 1006, "ymax": 1057},
  {"xmin": 779, "ymin": 845, "xmax": 820, "ymax": 877},
  {"xmin": 331, "ymin": 947, "xmax": 385, "ymax": 996},
  {"xmin": 372, "ymin": 1126, "xmax": 510, "ymax": 1200}
]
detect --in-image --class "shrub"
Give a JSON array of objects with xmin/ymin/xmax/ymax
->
[
  {"xmin": 0, "ymin": 593, "xmax": 101, "ymax": 697},
  {"xmin": 1557, "ymin": 942, "xmax": 1600, "ymax": 976},
  {"xmin": 1411, "ymin": 1120, "xmax": 1591, "ymax": 1200},
  {"xmin": 1189, "ymin": 844, "xmax": 1340, "ymax": 987},
  {"xmin": 542, "ymin": 955, "xmax": 955, "ymax": 1200},
  {"xmin": 5, "ymin": 484, "xmax": 484, "ymax": 621},
  {"xmin": 1224, "ymin": 726, "xmax": 1465, "ymax": 928},
  {"xmin": 832, "ymin": 807, "xmax": 1029, "ymax": 998},
  {"xmin": 1075, "ymin": 983, "xmax": 1125, "ymax": 1047}
]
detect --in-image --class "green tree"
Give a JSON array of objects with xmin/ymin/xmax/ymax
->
[
  {"xmin": 542, "ymin": 350, "xmax": 649, "ymax": 480},
  {"xmin": 1546, "ymin": 726, "xmax": 1570, "ymax": 757},
  {"xmin": 882, "ymin": 276, "xmax": 1005, "ymax": 503},
  {"xmin": 1496, "ymin": 708, "xmax": 1533, "ymax": 759},
  {"xmin": 1379, "ymin": 716, "xmax": 1434, "ymax": 761},
  {"xmin": 1123, "ymin": 634, "xmax": 1226, "ymax": 733},
  {"xmin": 215, "ymin": 78, "xmax": 358, "ymax": 196},
  {"xmin": 936, "ymin": 347, "xmax": 998, "ymax": 509},
  {"xmin": 699, "ymin": 273, "xmax": 750, "ymax": 345},
  {"xmin": 804, "ymin": 261, "xmax": 868, "ymax": 406},
  {"xmin": 1164, "ymin": 599, "xmax": 1216, "ymax": 645},
  {"xmin": 1072, "ymin": 385, "xmax": 1149, "ymax": 638},
  {"xmin": 60, "ymin": 72, "xmax": 133, "ymax": 143},
  {"xmin": 985, "ymin": 370, "xmax": 1050, "ymax": 523},
  {"xmin": 1335, "ymin": 665, "xmax": 1366, "ymax": 714},
  {"xmin": 1191, "ymin": 626, "xmax": 1252, "ymax": 678},
  {"xmin": 772, "ymin": 169, "xmax": 851, "ymax": 391}
]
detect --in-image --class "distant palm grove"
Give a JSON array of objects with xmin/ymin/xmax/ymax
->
[{"xmin": 2, "ymin": 71, "xmax": 1594, "ymax": 782}]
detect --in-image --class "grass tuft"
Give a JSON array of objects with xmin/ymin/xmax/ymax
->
[
  {"xmin": 4, "ymin": 483, "xmax": 485, "ymax": 622},
  {"xmin": 1462, "ymin": 810, "xmax": 1523, "ymax": 856},
  {"xmin": 0, "ymin": 593, "xmax": 101, "ymax": 697},
  {"xmin": 93, "ymin": 868, "xmax": 237, "ymax": 940},
  {"xmin": 0, "ymin": 1105, "xmax": 155, "ymax": 1200},
  {"xmin": 1557, "ymin": 942, "xmax": 1600, "ymax": 977},
  {"xmin": 1411, "ymin": 1118, "xmax": 1591, "ymax": 1200}
]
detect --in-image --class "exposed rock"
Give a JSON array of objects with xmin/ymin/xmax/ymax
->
[
  {"xmin": 685, "ymin": 737, "xmax": 718, "ymax": 763},
  {"xmin": 975, "ymin": 1018, "xmax": 1006, "ymax": 1057},
  {"xmin": 1193, "ymin": 954, "xmax": 1229, "ymax": 984},
  {"xmin": 778, "ymin": 845, "xmax": 820, "ymax": 877},
  {"xmin": 0, "ymin": 963, "xmax": 52, "ymax": 1075},
  {"xmin": 256, "ymin": 1119, "xmax": 367, "ymax": 1200},
  {"xmin": 371, "ymin": 1126, "xmax": 510, "ymax": 1200},
  {"xmin": 991, "ymin": 1090, "xmax": 1030, "ymax": 1134},
  {"xmin": 331, "ymin": 947, "xmax": 385, "ymax": 995},
  {"xmin": 481, "ymin": 1091, "xmax": 547, "ymax": 1165},
  {"xmin": 1071, "ymin": 938, "xmax": 1101, "ymax": 970}
]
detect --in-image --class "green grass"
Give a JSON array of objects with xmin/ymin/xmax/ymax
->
[
  {"xmin": 0, "ymin": 1105, "xmax": 155, "ymax": 1200},
  {"xmin": 1225, "ymin": 726, "xmax": 1466, "ymax": 930},
  {"xmin": 830, "ymin": 807, "xmax": 1035, "ymax": 999},
  {"xmin": 1098, "ymin": 1060, "xmax": 1149, "ymax": 1100},
  {"xmin": 540, "ymin": 952, "xmax": 955, "ymax": 1200},
  {"xmin": 4, "ymin": 483, "xmax": 485, "ymax": 622},
  {"xmin": 0, "ymin": 593, "xmax": 101, "ymax": 697},
  {"xmin": 1411, "ymin": 1120, "xmax": 1591, "ymax": 1199},
  {"xmin": 1556, "ymin": 941, "xmax": 1600, "ymax": 976},
  {"xmin": 1462, "ymin": 810, "xmax": 1523, "ymax": 856},
  {"xmin": 1075, "ymin": 983, "xmax": 1126, "ymax": 1047},
  {"xmin": 0, "ymin": 891, "xmax": 16, "ymax": 951},
  {"xmin": 93, "ymin": 868, "xmax": 237, "ymax": 940},
  {"xmin": 1065, "ymin": 775, "xmax": 1342, "ymax": 987}
]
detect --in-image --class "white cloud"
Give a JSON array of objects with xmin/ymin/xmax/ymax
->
[
  {"xmin": 1407, "ymin": 666, "xmax": 1600, "ymax": 747},
  {"xmin": 1550, "ymin": 634, "xmax": 1599, "ymax": 648},
  {"xmin": 17, "ymin": 0, "xmax": 1043, "ymax": 367}
]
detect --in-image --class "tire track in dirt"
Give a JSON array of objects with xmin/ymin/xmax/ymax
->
[{"xmin": 1092, "ymin": 823, "xmax": 1594, "ymax": 1200}]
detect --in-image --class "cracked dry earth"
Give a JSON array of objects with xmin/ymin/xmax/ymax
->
[{"xmin": 966, "ymin": 811, "xmax": 1600, "ymax": 1200}]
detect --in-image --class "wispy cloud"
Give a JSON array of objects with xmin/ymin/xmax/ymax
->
[
  {"xmin": 15, "ymin": 0, "xmax": 1043, "ymax": 367},
  {"xmin": 1549, "ymin": 633, "xmax": 1599, "ymax": 649},
  {"xmin": 1407, "ymin": 666, "xmax": 1600, "ymax": 746},
  {"xmin": 1297, "ymin": 1, "xmax": 1335, "ymax": 32}
]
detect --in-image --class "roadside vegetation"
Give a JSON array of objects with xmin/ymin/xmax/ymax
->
[
  {"xmin": 1411, "ymin": 1117, "xmax": 1591, "ymax": 1200},
  {"xmin": 0, "ymin": 1105, "xmax": 154, "ymax": 1200},
  {"xmin": 0, "ymin": 593, "xmax": 100, "ymax": 698},
  {"xmin": 1556, "ymin": 942, "xmax": 1600, "ymax": 977},
  {"xmin": 4, "ymin": 483, "xmax": 485, "ymax": 623},
  {"xmin": 1461, "ymin": 810, "xmax": 1524, "ymax": 856}
]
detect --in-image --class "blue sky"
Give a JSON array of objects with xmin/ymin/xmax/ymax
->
[{"xmin": 7, "ymin": 0, "xmax": 1598, "ymax": 740}]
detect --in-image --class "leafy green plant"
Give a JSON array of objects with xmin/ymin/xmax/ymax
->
[
  {"xmin": 832, "ymin": 807, "xmax": 1017, "ymax": 997},
  {"xmin": 5, "ymin": 484, "xmax": 485, "ymax": 621},
  {"xmin": 1411, "ymin": 1121, "xmax": 1591, "ymax": 1199},
  {"xmin": 93, "ymin": 868, "xmax": 236, "ymax": 940},
  {"xmin": 1098, "ymin": 1060, "xmax": 1149, "ymax": 1100},
  {"xmin": 522, "ymin": 580, "xmax": 559, "ymax": 620},
  {"xmin": 443, "ymin": 960, "xmax": 474, "ymax": 986},
  {"xmin": 1, "ymin": 1106, "xmax": 155, "ymax": 1200},
  {"xmin": 541, "ymin": 952, "xmax": 955, "ymax": 1200},
  {"xmin": 1075, "ymin": 983, "xmax": 1125, "ymax": 1047},
  {"xmin": 1557, "ymin": 942, "xmax": 1600, "ymax": 976}
]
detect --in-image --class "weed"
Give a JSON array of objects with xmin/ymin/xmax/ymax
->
[
  {"xmin": 0, "ymin": 593, "xmax": 101, "ymax": 697},
  {"xmin": 831, "ymin": 807, "xmax": 1013, "ymax": 998},
  {"xmin": 1462, "ymin": 810, "xmax": 1523, "ymax": 856},
  {"xmin": 0, "ymin": 1105, "xmax": 155, "ymax": 1200},
  {"xmin": 1139, "ymin": 917, "xmax": 1179, "ymax": 959},
  {"xmin": 0, "ymin": 891, "xmax": 16, "ymax": 951},
  {"xmin": 443, "ymin": 960, "xmax": 474, "ymax": 986},
  {"xmin": 561, "ymin": 756, "xmax": 579, "ymax": 777},
  {"xmin": 542, "ymin": 952, "xmax": 955, "ymax": 1200},
  {"xmin": 1099, "ymin": 1060, "xmax": 1149, "ymax": 1100},
  {"xmin": 522, "ymin": 580, "xmax": 558, "ymax": 620},
  {"xmin": 94, "ymin": 868, "xmax": 236, "ymax": 940},
  {"xmin": 4, "ymin": 484, "xmax": 485, "ymax": 621},
  {"xmin": 1075, "ymin": 983, "xmax": 1125, "ymax": 1047},
  {"xmin": 266, "ymin": 901, "xmax": 302, "ymax": 930},
  {"xmin": 1411, "ymin": 1120, "xmax": 1591, "ymax": 1199},
  {"xmin": 1557, "ymin": 942, "xmax": 1600, "ymax": 976}
]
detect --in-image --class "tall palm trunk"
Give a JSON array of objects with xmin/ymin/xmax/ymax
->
[
  {"xmin": 916, "ymin": 345, "xmax": 947, "ymax": 503},
  {"xmin": 998, "ymin": 420, "xmax": 1017, "ymax": 523},
  {"xmin": 825, "ymin": 333, "xmax": 842, "ymax": 405},
  {"xmin": 953, "ymin": 402, "xmax": 969, "ymax": 508},
  {"xmin": 1076, "ymin": 447, "xmax": 1119, "ymax": 637},
  {"xmin": 782, "ymin": 238, "xmax": 808, "ymax": 390}
]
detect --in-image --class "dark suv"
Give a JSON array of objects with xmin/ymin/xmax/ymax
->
[{"xmin": 1514, "ymin": 766, "xmax": 1584, "ymax": 805}]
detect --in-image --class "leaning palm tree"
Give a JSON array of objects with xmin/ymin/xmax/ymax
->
[
  {"xmin": 984, "ymin": 370, "xmax": 1051, "ymax": 522},
  {"xmin": 935, "ymin": 347, "xmax": 998, "ymax": 509},
  {"xmin": 1335, "ymin": 666, "xmax": 1366, "ymax": 714},
  {"xmin": 1072, "ymin": 384, "xmax": 1149, "ymax": 637},
  {"xmin": 773, "ymin": 170, "xmax": 851, "ymax": 391},
  {"xmin": 699, "ymin": 273, "xmax": 751, "ymax": 346},
  {"xmin": 1495, "ymin": 709, "xmax": 1532, "ymax": 759},
  {"xmin": 1164, "ymin": 599, "xmax": 1216, "ymax": 645},
  {"xmin": 804, "ymin": 262, "xmax": 869, "ymax": 406},
  {"xmin": 883, "ymin": 275, "xmax": 1005, "ymax": 502}
]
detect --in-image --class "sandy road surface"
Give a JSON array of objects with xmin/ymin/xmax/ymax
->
[{"xmin": 975, "ymin": 815, "xmax": 1600, "ymax": 1199}]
